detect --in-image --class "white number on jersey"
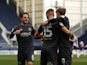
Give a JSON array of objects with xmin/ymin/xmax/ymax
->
[{"xmin": 43, "ymin": 26, "xmax": 52, "ymax": 38}]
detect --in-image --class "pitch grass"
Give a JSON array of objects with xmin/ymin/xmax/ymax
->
[{"xmin": 0, "ymin": 55, "xmax": 87, "ymax": 65}]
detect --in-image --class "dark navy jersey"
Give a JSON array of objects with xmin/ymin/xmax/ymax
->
[
  {"xmin": 38, "ymin": 19, "xmax": 64, "ymax": 48},
  {"xmin": 57, "ymin": 16, "xmax": 72, "ymax": 47},
  {"xmin": 10, "ymin": 23, "xmax": 35, "ymax": 49}
]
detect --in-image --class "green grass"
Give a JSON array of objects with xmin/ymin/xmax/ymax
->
[
  {"xmin": 0, "ymin": 55, "xmax": 40, "ymax": 65},
  {"xmin": 0, "ymin": 55, "xmax": 87, "ymax": 65},
  {"xmin": 72, "ymin": 55, "xmax": 87, "ymax": 65}
]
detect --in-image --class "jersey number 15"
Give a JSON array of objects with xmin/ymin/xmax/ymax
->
[{"xmin": 44, "ymin": 28, "xmax": 52, "ymax": 38}]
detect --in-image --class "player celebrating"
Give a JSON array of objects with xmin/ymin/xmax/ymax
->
[
  {"xmin": 34, "ymin": 9, "xmax": 58, "ymax": 65},
  {"xmin": 34, "ymin": 8, "xmax": 75, "ymax": 65},
  {"xmin": 56, "ymin": 7, "xmax": 74, "ymax": 65},
  {"xmin": 10, "ymin": 12, "xmax": 35, "ymax": 65}
]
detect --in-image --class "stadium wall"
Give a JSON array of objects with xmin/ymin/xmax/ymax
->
[{"xmin": 0, "ymin": 50, "xmax": 41, "ymax": 55}]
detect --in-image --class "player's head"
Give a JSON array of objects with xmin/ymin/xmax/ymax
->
[
  {"xmin": 20, "ymin": 12, "xmax": 29, "ymax": 24},
  {"xmin": 46, "ymin": 8, "xmax": 54, "ymax": 20},
  {"xmin": 56, "ymin": 7, "xmax": 66, "ymax": 17}
]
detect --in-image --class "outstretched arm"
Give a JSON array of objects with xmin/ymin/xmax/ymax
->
[
  {"xmin": 34, "ymin": 25, "xmax": 43, "ymax": 39},
  {"xmin": 34, "ymin": 31, "xmax": 43, "ymax": 39}
]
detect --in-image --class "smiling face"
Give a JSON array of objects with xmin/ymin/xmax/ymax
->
[{"xmin": 20, "ymin": 13, "xmax": 29, "ymax": 24}]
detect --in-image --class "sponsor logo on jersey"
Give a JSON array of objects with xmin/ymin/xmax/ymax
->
[
  {"xmin": 20, "ymin": 32, "xmax": 31, "ymax": 37},
  {"xmin": 59, "ymin": 22, "xmax": 64, "ymax": 27}
]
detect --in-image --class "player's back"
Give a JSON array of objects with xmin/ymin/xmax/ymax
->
[{"xmin": 43, "ymin": 19, "xmax": 59, "ymax": 48}]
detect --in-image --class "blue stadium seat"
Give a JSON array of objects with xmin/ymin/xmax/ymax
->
[
  {"xmin": 0, "ymin": 0, "xmax": 19, "ymax": 49},
  {"xmin": 78, "ymin": 30, "xmax": 87, "ymax": 45},
  {"xmin": 0, "ymin": 0, "xmax": 42, "ymax": 50}
]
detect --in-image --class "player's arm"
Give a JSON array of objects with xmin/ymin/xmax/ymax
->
[
  {"xmin": 34, "ymin": 25, "xmax": 43, "ymax": 39},
  {"xmin": 10, "ymin": 26, "xmax": 21, "ymax": 38},
  {"xmin": 41, "ymin": 21, "xmax": 48, "ymax": 26},
  {"xmin": 34, "ymin": 31, "xmax": 43, "ymax": 39},
  {"xmin": 61, "ymin": 26, "xmax": 76, "ymax": 42},
  {"xmin": 61, "ymin": 26, "xmax": 73, "ymax": 36},
  {"xmin": 31, "ymin": 26, "xmax": 36, "ymax": 35},
  {"xmin": 59, "ymin": 22, "xmax": 74, "ymax": 38},
  {"xmin": 10, "ymin": 28, "xmax": 16, "ymax": 38}
]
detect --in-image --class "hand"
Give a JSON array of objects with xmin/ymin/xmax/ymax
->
[
  {"xmin": 41, "ymin": 21, "xmax": 48, "ymax": 26},
  {"xmin": 69, "ymin": 36, "xmax": 77, "ymax": 42},
  {"xmin": 69, "ymin": 38, "xmax": 75, "ymax": 42},
  {"xmin": 13, "ymin": 30, "xmax": 21, "ymax": 35}
]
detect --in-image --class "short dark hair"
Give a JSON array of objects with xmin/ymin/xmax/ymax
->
[
  {"xmin": 20, "ymin": 12, "xmax": 29, "ymax": 18},
  {"xmin": 56, "ymin": 7, "xmax": 66, "ymax": 15},
  {"xmin": 46, "ymin": 9, "xmax": 54, "ymax": 15}
]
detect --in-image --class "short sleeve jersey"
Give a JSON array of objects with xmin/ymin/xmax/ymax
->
[
  {"xmin": 57, "ymin": 16, "xmax": 72, "ymax": 47},
  {"xmin": 10, "ymin": 23, "xmax": 35, "ymax": 49},
  {"xmin": 38, "ymin": 19, "xmax": 64, "ymax": 48}
]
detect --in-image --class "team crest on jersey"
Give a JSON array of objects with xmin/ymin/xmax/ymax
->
[{"xmin": 28, "ymin": 28, "xmax": 32, "ymax": 31}]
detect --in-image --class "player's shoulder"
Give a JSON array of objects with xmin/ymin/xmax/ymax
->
[
  {"xmin": 11, "ymin": 24, "xmax": 20, "ymax": 31},
  {"xmin": 56, "ymin": 16, "xmax": 69, "ymax": 22},
  {"xmin": 28, "ymin": 22, "xmax": 32, "ymax": 26},
  {"xmin": 55, "ymin": 18, "xmax": 62, "ymax": 23},
  {"xmin": 48, "ymin": 18, "xmax": 57, "ymax": 23},
  {"xmin": 57, "ymin": 15, "xmax": 66, "ymax": 19},
  {"xmin": 56, "ymin": 17, "xmax": 62, "ymax": 21},
  {"xmin": 51, "ymin": 18, "xmax": 57, "ymax": 21},
  {"xmin": 13, "ymin": 24, "xmax": 20, "ymax": 28},
  {"xmin": 59, "ymin": 16, "xmax": 65, "ymax": 20},
  {"xmin": 26, "ymin": 22, "xmax": 34, "ymax": 29}
]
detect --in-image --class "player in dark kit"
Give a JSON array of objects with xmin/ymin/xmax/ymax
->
[
  {"xmin": 56, "ymin": 7, "xmax": 74, "ymax": 65},
  {"xmin": 10, "ymin": 12, "xmax": 35, "ymax": 65},
  {"xmin": 34, "ymin": 9, "xmax": 74, "ymax": 65},
  {"xmin": 34, "ymin": 9, "xmax": 58, "ymax": 65}
]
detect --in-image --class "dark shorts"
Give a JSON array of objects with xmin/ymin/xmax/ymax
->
[
  {"xmin": 41, "ymin": 47, "xmax": 58, "ymax": 65},
  {"xmin": 58, "ymin": 46, "xmax": 72, "ymax": 65},
  {"xmin": 18, "ymin": 48, "xmax": 34, "ymax": 65}
]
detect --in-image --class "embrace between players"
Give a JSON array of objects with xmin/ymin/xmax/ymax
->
[
  {"xmin": 34, "ymin": 8, "xmax": 76, "ymax": 65},
  {"xmin": 10, "ymin": 7, "xmax": 76, "ymax": 65}
]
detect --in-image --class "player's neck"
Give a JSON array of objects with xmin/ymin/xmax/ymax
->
[{"xmin": 21, "ymin": 22, "xmax": 28, "ymax": 26}]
